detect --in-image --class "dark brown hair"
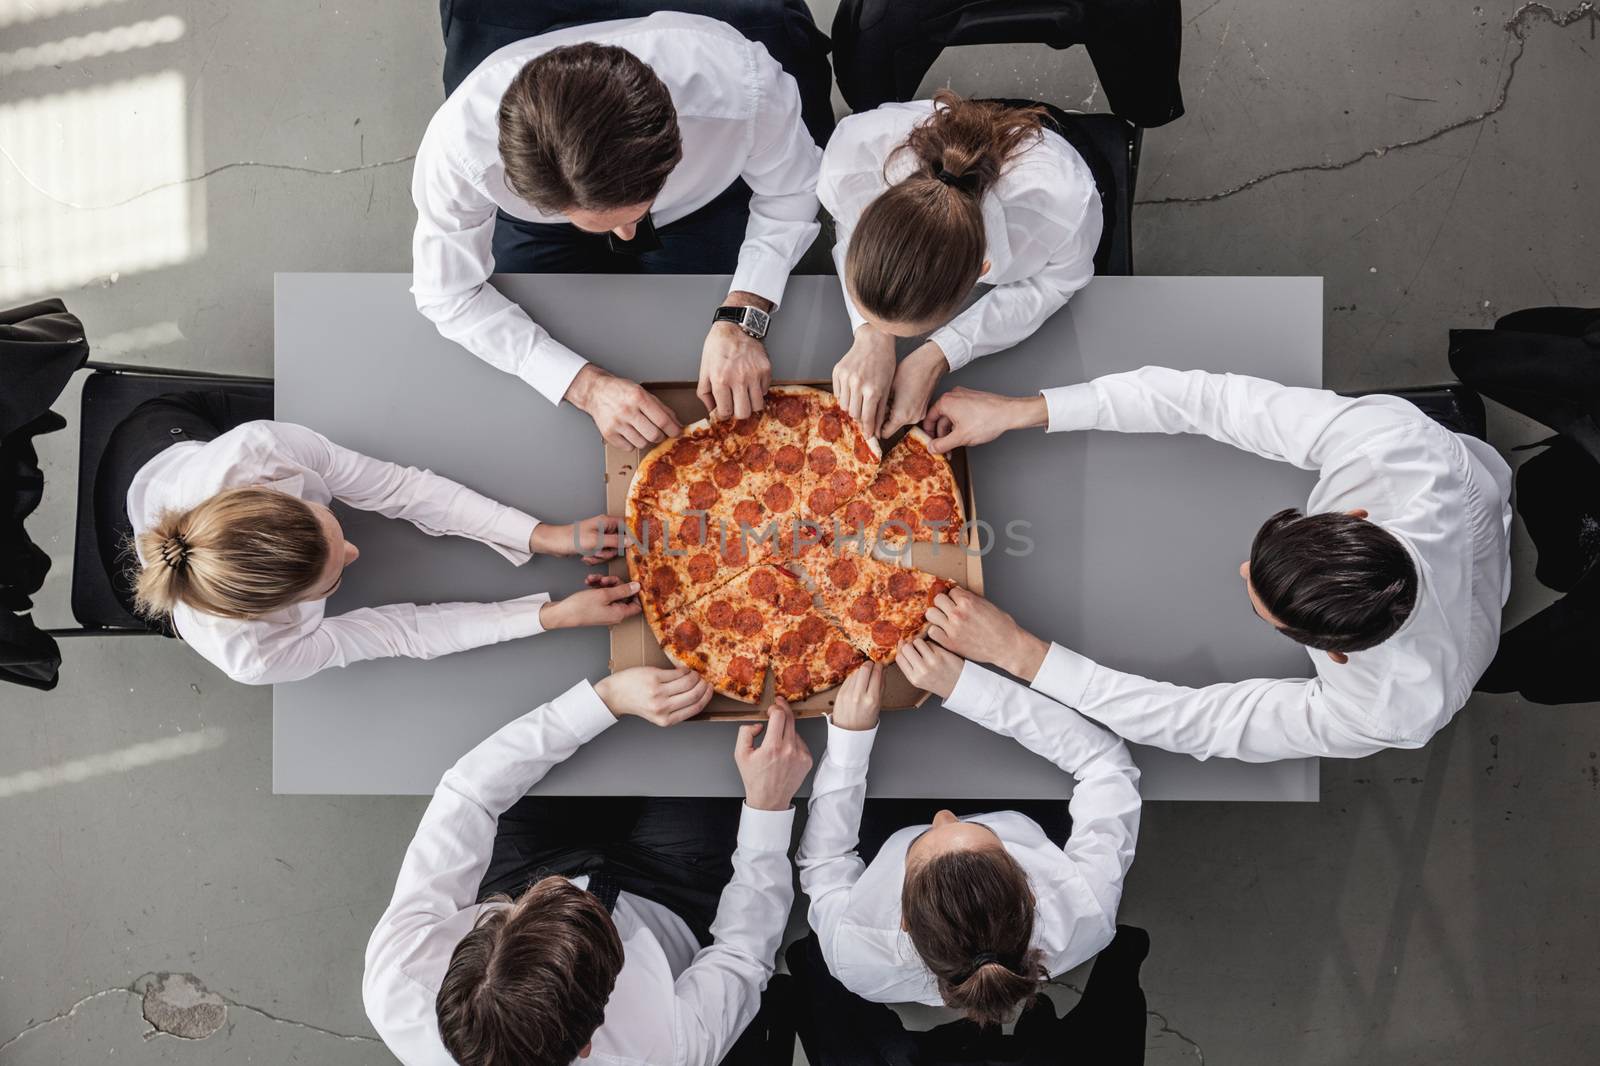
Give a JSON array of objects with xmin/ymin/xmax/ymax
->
[
  {"xmin": 497, "ymin": 42, "xmax": 683, "ymax": 213},
  {"xmin": 436, "ymin": 877, "xmax": 625, "ymax": 1066},
  {"xmin": 901, "ymin": 846, "xmax": 1045, "ymax": 1027},
  {"xmin": 846, "ymin": 90, "xmax": 1046, "ymax": 326},
  {"xmin": 1249, "ymin": 508, "xmax": 1418, "ymax": 653}
]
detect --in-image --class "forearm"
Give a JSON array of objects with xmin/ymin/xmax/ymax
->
[
  {"xmin": 797, "ymin": 725, "xmax": 875, "ymax": 949},
  {"xmin": 943, "ymin": 661, "xmax": 1124, "ymax": 774},
  {"xmin": 929, "ymin": 277, "xmax": 1073, "ymax": 371}
]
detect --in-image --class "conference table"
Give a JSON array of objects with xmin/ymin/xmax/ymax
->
[{"xmin": 273, "ymin": 273, "xmax": 1322, "ymax": 801}]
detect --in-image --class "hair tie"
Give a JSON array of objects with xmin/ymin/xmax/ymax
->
[
  {"xmin": 968, "ymin": 952, "xmax": 1001, "ymax": 972},
  {"xmin": 159, "ymin": 534, "xmax": 191, "ymax": 571},
  {"xmin": 936, "ymin": 168, "xmax": 980, "ymax": 194}
]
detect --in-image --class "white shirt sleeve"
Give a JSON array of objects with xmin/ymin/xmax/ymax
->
[
  {"xmin": 928, "ymin": 201, "xmax": 1101, "ymax": 371},
  {"xmin": 668, "ymin": 804, "xmax": 797, "ymax": 1066},
  {"xmin": 267, "ymin": 422, "xmax": 540, "ymax": 564},
  {"xmin": 943, "ymin": 663, "xmax": 1141, "ymax": 938},
  {"xmin": 727, "ymin": 45, "xmax": 822, "ymax": 308},
  {"xmin": 410, "ymin": 127, "xmax": 589, "ymax": 405},
  {"xmin": 796, "ymin": 721, "xmax": 877, "ymax": 976},
  {"xmin": 363, "ymin": 681, "xmax": 617, "ymax": 1037}
]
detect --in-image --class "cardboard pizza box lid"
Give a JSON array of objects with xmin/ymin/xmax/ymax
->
[{"xmin": 605, "ymin": 381, "xmax": 984, "ymax": 722}]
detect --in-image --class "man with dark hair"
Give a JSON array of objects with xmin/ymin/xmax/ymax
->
[
  {"xmin": 916, "ymin": 366, "xmax": 1514, "ymax": 761},
  {"xmin": 363, "ymin": 665, "xmax": 813, "ymax": 1065},
  {"xmin": 412, "ymin": 10, "xmax": 825, "ymax": 448}
]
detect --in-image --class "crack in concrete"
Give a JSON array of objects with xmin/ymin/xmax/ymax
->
[
  {"xmin": 1049, "ymin": 978, "xmax": 1206, "ymax": 1062},
  {"xmin": 1137, "ymin": 1, "xmax": 1597, "ymax": 206},
  {"xmin": 0, "ymin": 144, "xmax": 416, "ymax": 212},
  {"xmin": 0, "ymin": 988, "xmax": 132, "ymax": 1056}
]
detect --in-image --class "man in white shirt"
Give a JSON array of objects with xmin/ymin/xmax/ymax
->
[
  {"xmin": 412, "ymin": 10, "xmax": 825, "ymax": 448},
  {"xmin": 918, "ymin": 366, "xmax": 1515, "ymax": 762},
  {"xmin": 363, "ymin": 669, "xmax": 812, "ymax": 1066}
]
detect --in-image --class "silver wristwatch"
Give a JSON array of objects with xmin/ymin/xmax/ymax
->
[{"xmin": 713, "ymin": 304, "xmax": 771, "ymax": 339}]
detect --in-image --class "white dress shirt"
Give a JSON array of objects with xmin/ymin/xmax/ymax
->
[
  {"xmin": 1035, "ymin": 366, "xmax": 1515, "ymax": 762},
  {"xmin": 818, "ymin": 100, "xmax": 1102, "ymax": 371},
  {"xmin": 798, "ymin": 663, "xmax": 1140, "ymax": 1004},
  {"xmin": 412, "ymin": 12, "xmax": 824, "ymax": 404},
  {"xmin": 363, "ymin": 680, "xmax": 796, "ymax": 1066},
  {"xmin": 128, "ymin": 420, "xmax": 550, "ymax": 685}
]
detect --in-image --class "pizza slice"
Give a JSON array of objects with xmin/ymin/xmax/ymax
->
[
  {"xmin": 770, "ymin": 607, "xmax": 868, "ymax": 702},
  {"xmin": 796, "ymin": 542, "xmax": 956, "ymax": 664},
  {"xmin": 802, "ymin": 396, "xmax": 883, "ymax": 522},
  {"xmin": 836, "ymin": 428, "xmax": 963, "ymax": 548},
  {"xmin": 626, "ymin": 500, "xmax": 744, "ymax": 632},
  {"xmin": 656, "ymin": 564, "xmax": 793, "ymax": 703},
  {"xmin": 631, "ymin": 420, "xmax": 728, "ymax": 519}
]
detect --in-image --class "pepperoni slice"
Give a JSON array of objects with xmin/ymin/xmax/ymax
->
[
  {"xmin": 807, "ymin": 446, "xmax": 837, "ymax": 475},
  {"xmin": 921, "ymin": 494, "xmax": 955, "ymax": 522},
  {"xmin": 781, "ymin": 587, "xmax": 810, "ymax": 615},
  {"xmin": 855, "ymin": 436, "xmax": 878, "ymax": 465},
  {"xmin": 849, "ymin": 594, "xmax": 880, "ymax": 623},
  {"xmin": 688, "ymin": 480, "xmax": 719, "ymax": 509},
  {"xmin": 818, "ymin": 409, "xmax": 843, "ymax": 441},
  {"xmin": 808, "ymin": 487, "xmax": 837, "ymax": 515},
  {"xmin": 730, "ymin": 417, "xmax": 761, "ymax": 436},
  {"xmin": 774, "ymin": 395, "xmax": 807, "ymax": 426},
  {"xmin": 843, "ymin": 498, "xmax": 874, "ymax": 530},
  {"xmin": 886, "ymin": 506, "xmax": 918, "ymax": 535},
  {"xmin": 721, "ymin": 536, "xmax": 749, "ymax": 567},
  {"xmin": 763, "ymin": 483, "xmax": 794, "ymax": 512},
  {"xmin": 799, "ymin": 615, "xmax": 828, "ymax": 645},
  {"xmin": 688, "ymin": 552, "xmax": 718, "ymax": 583},
  {"xmin": 733, "ymin": 607, "xmax": 763, "ymax": 635},
  {"xmin": 903, "ymin": 449, "xmax": 936, "ymax": 478},
  {"xmin": 871, "ymin": 619, "xmax": 901, "ymax": 646},
  {"xmin": 779, "ymin": 663, "xmax": 811, "ymax": 697},
  {"xmin": 676, "ymin": 514, "xmax": 706, "ymax": 547},
  {"xmin": 636, "ymin": 514, "xmax": 665, "ymax": 550},
  {"xmin": 870, "ymin": 473, "xmax": 899, "ymax": 501},
  {"xmin": 774, "ymin": 445, "xmax": 805, "ymax": 474},
  {"xmin": 729, "ymin": 655, "xmax": 758, "ymax": 685},
  {"xmin": 648, "ymin": 463, "xmax": 676, "ymax": 490},
  {"xmin": 748, "ymin": 568, "xmax": 779, "ymax": 600},
  {"xmin": 825, "ymin": 640, "xmax": 860, "ymax": 673},
  {"xmin": 776, "ymin": 629, "xmax": 805, "ymax": 657},
  {"xmin": 742, "ymin": 442, "xmax": 772, "ymax": 471},
  {"xmin": 672, "ymin": 619, "xmax": 703, "ymax": 651},
  {"xmin": 829, "ymin": 470, "xmax": 857, "ymax": 497},
  {"xmin": 706, "ymin": 599, "xmax": 734, "ymax": 629},
  {"xmin": 887, "ymin": 569, "xmax": 920, "ymax": 600},
  {"xmin": 652, "ymin": 565, "xmax": 679, "ymax": 597},
  {"xmin": 733, "ymin": 499, "xmax": 764, "ymax": 529},
  {"xmin": 713, "ymin": 460, "xmax": 743, "ymax": 489},
  {"xmin": 673, "ymin": 441, "xmax": 703, "ymax": 465},
  {"xmin": 828, "ymin": 557, "xmax": 859, "ymax": 590}
]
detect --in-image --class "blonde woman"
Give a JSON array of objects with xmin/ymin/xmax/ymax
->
[{"xmin": 99, "ymin": 391, "xmax": 635, "ymax": 685}]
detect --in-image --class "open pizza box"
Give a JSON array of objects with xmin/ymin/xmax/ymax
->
[{"xmin": 605, "ymin": 381, "xmax": 984, "ymax": 722}]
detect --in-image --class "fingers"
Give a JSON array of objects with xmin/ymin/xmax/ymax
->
[
  {"xmin": 861, "ymin": 387, "xmax": 884, "ymax": 439},
  {"xmin": 663, "ymin": 677, "xmax": 713, "ymax": 714},
  {"xmin": 712, "ymin": 380, "xmax": 734, "ymax": 421},
  {"xmin": 697, "ymin": 374, "xmax": 717, "ymax": 415},
  {"xmin": 586, "ymin": 573, "xmax": 613, "ymax": 588},
  {"xmin": 664, "ymin": 689, "xmax": 712, "ymax": 724},
  {"xmin": 927, "ymin": 430, "xmax": 962, "ymax": 456},
  {"xmin": 604, "ymin": 580, "xmax": 641, "ymax": 603},
  {"xmin": 766, "ymin": 698, "xmax": 794, "ymax": 742},
  {"xmin": 862, "ymin": 660, "xmax": 883, "ymax": 702},
  {"xmin": 925, "ymin": 603, "xmax": 950, "ymax": 627},
  {"xmin": 927, "ymin": 623, "xmax": 951, "ymax": 647},
  {"xmin": 629, "ymin": 412, "xmax": 665, "ymax": 446},
  {"xmin": 642, "ymin": 395, "xmax": 681, "ymax": 438},
  {"xmin": 659, "ymin": 667, "xmax": 705, "ymax": 696},
  {"xmin": 733, "ymin": 384, "xmax": 752, "ymax": 421},
  {"xmin": 736, "ymin": 721, "xmax": 764, "ymax": 755},
  {"xmin": 615, "ymin": 421, "xmax": 648, "ymax": 450},
  {"xmin": 932, "ymin": 591, "xmax": 957, "ymax": 615}
]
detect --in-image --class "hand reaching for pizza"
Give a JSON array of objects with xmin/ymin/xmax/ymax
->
[
  {"xmin": 830, "ymin": 661, "xmax": 883, "ymax": 732},
  {"xmin": 736, "ymin": 699, "xmax": 815, "ymax": 811},
  {"xmin": 920, "ymin": 387, "xmax": 1049, "ymax": 455},
  {"xmin": 924, "ymin": 588, "xmax": 1050, "ymax": 682},
  {"xmin": 594, "ymin": 665, "xmax": 714, "ymax": 725},
  {"xmin": 530, "ymin": 514, "xmax": 625, "ymax": 564},
  {"xmin": 896, "ymin": 637, "xmax": 964, "ymax": 698},
  {"xmin": 834, "ymin": 324, "xmax": 896, "ymax": 439},
  {"xmin": 879, "ymin": 342, "xmax": 949, "ymax": 439},
  {"xmin": 566, "ymin": 365, "xmax": 682, "ymax": 450},
  {"xmin": 539, "ymin": 576, "xmax": 642, "ymax": 630}
]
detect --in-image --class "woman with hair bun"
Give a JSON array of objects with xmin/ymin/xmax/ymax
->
[
  {"xmin": 798, "ymin": 641, "xmax": 1141, "ymax": 1025},
  {"xmin": 821, "ymin": 89, "xmax": 1104, "ymax": 440},
  {"xmin": 103, "ymin": 391, "xmax": 637, "ymax": 685}
]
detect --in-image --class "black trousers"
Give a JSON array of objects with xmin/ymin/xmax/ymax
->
[
  {"xmin": 787, "ymin": 926, "xmax": 1150, "ymax": 1066},
  {"xmin": 94, "ymin": 390, "xmax": 273, "ymax": 631}
]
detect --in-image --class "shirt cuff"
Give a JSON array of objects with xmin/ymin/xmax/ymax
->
[
  {"xmin": 1031, "ymin": 642, "xmax": 1097, "ymax": 709},
  {"xmin": 503, "ymin": 592, "xmax": 553, "ymax": 639},
  {"xmin": 927, "ymin": 326, "xmax": 975, "ymax": 373},
  {"xmin": 824, "ymin": 720, "xmax": 878, "ymax": 766},
  {"xmin": 737, "ymin": 803, "xmax": 797, "ymax": 851},
  {"xmin": 492, "ymin": 507, "xmax": 539, "ymax": 564},
  {"xmin": 549, "ymin": 678, "xmax": 618, "ymax": 743},
  {"xmin": 730, "ymin": 249, "xmax": 793, "ymax": 311},
  {"xmin": 944, "ymin": 660, "xmax": 1003, "ymax": 719},
  {"xmin": 1041, "ymin": 383, "xmax": 1100, "ymax": 433},
  {"xmin": 524, "ymin": 340, "xmax": 590, "ymax": 407}
]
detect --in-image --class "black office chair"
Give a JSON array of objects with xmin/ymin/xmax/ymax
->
[
  {"xmin": 1344, "ymin": 382, "xmax": 1488, "ymax": 441},
  {"xmin": 48, "ymin": 362, "xmax": 273, "ymax": 639}
]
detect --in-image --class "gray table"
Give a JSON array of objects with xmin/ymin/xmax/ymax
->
[{"xmin": 274, "ymin": 273, "xmax": 1322, "ymax": 801}]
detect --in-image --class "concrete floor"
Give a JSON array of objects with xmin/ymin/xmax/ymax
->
[{"xmin": 2, "ymin": 0, "xmax": 1598, "ymax": 1062}]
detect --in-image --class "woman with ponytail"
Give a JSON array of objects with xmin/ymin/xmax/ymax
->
[
  {"xmin": 797, "ymin": 641, "xmax": 1141, "ymax": 1024},
  {"xmin": 102, "ymin": 392, "xmax": 637, "ymax": 685},
  {"xmin": 820, "ymin": 90, "xmax": 1104, "ymax": 439}
]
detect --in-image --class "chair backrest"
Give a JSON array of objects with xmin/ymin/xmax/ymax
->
[{"xmin": 71, "ymin": 368, "xmax": 273, "ymax": 631}]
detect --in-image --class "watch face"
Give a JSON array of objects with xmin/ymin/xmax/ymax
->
[{"xmin": 745, "ymin": 307, "xmax": 770, "ymax": 337}]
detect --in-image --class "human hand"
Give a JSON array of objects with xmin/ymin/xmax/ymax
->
[
  {"xmin": 833, "ymin": 325, "xmax": 896, "ymax": 438},
  {"xmin": 735, "ymin": 699, "xmax": 814, "ymax": 811},
  {"xmin": 697, "ymin": 321, "xmax": 772, "ymax": 421},
  {"xmin": 594, "ymin": 665, "xmax": 713, "ymax": 724},
  {"xmin": 920, "ymin": 387, "xmax": 1048, "ymax": 455},
  {"xmin": 539, "ymin": 576, "xmax": 642, "ymax": 630},
  {"xmin": 530, "ymin": 514, "xmax": 624, "ymax": 563},
  {"xmin": 924, "ymin": 587, "xmax": 1049, "ymax": 681},
  {"xmin": 880, "ymin": 342, "xmax": 949, "ymax": 439},
  {"xmin": 896, "ymin": 637, "xmax": 964, "ymax": 698},
  {"xmin": 830, "ymin": 661, "xmax": 883, "ymax": 732},
  {"xmin": 566, "ymin": 365, "xmax": 681, "ymax": 450}
]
